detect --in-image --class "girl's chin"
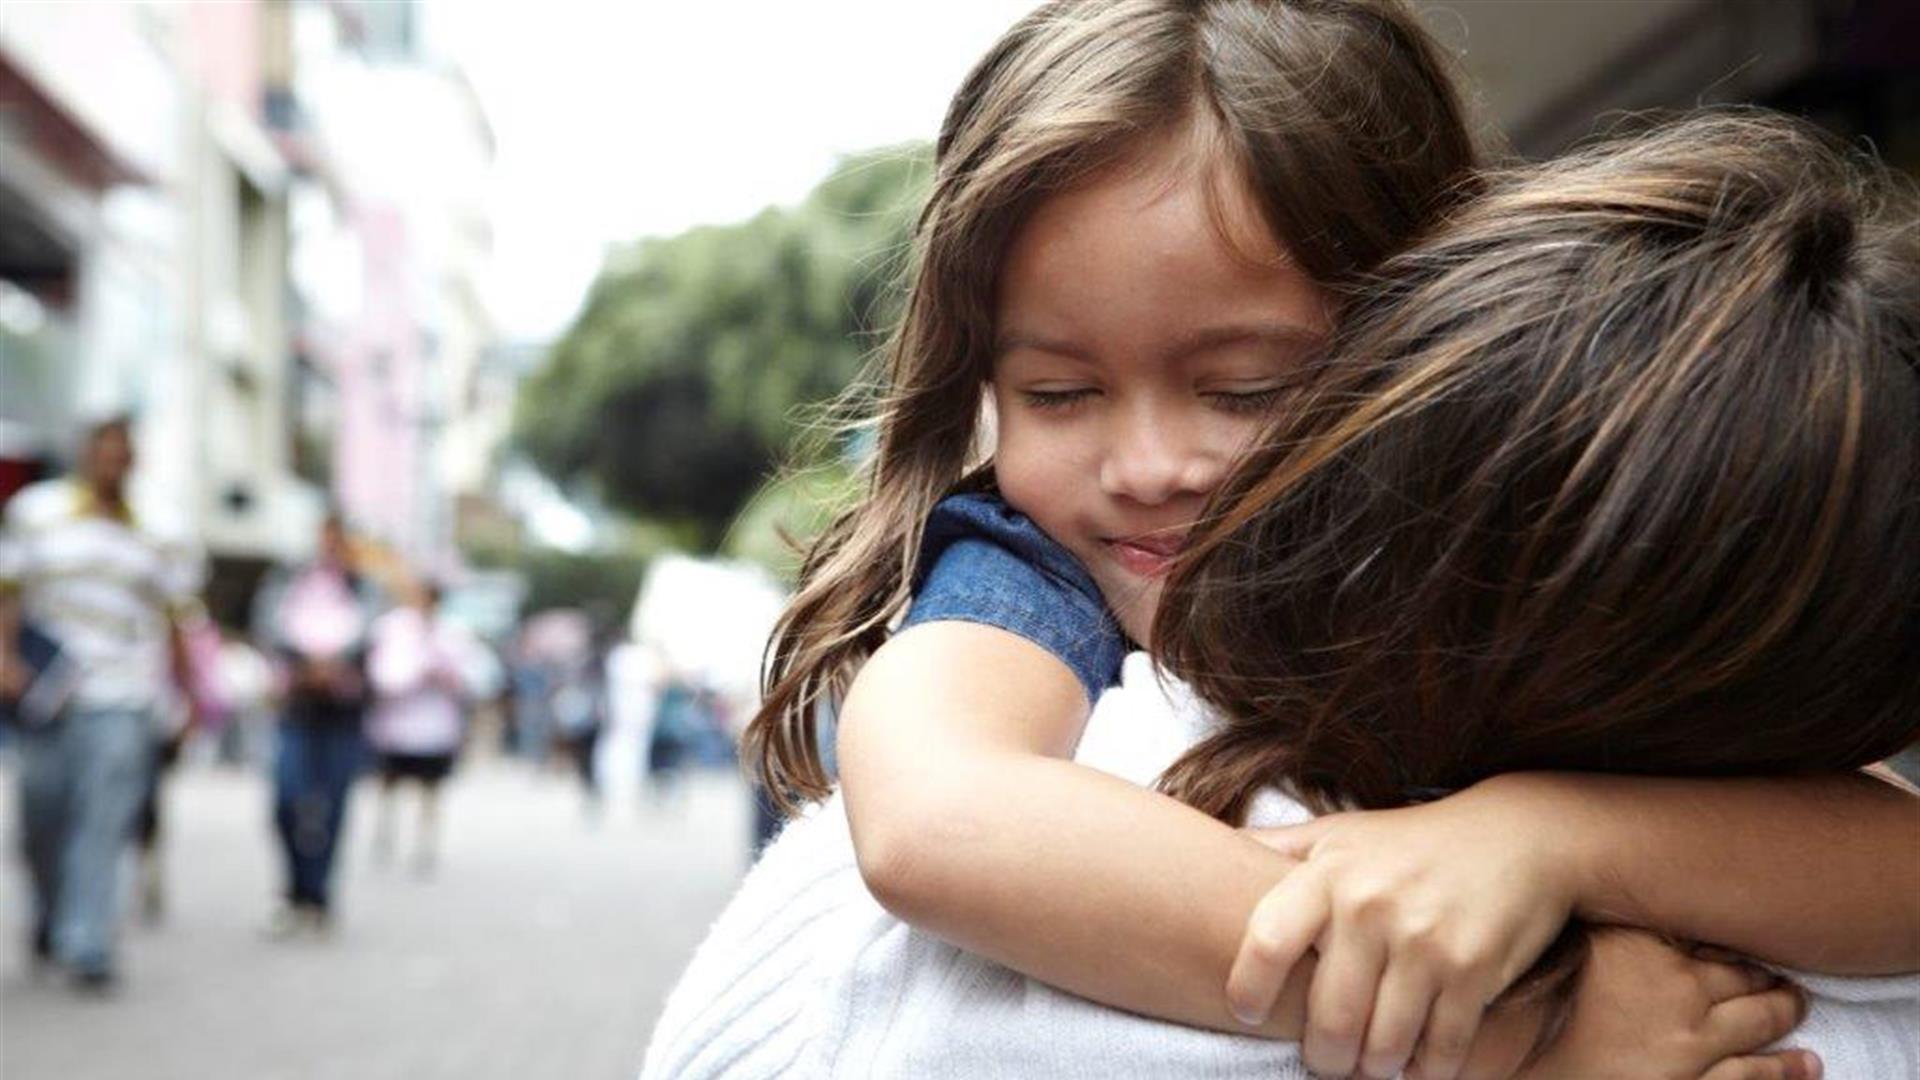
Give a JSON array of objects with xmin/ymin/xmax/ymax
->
[
  {"xmin": 1112, "ymin": 593, "xmax": 1161, "ymax": 649},
  {"xmin": 1089, "ymin": 569, "xmax": 1161, "ymax": 646}
]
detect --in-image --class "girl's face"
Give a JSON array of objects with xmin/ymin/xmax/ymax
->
[{"xmin": 992, "ymin": 134, "xmax": 1330, "ymax": 645}]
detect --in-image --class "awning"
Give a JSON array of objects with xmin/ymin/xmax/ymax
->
[{"xmin": 0, "ymin": 48, "xmax": 150, "ymax": 190}]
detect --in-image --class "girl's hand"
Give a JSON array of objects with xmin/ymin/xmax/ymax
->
[
  {"xmin": 1515, "ymin": 928, "xmax": 1817, "ymax": 1080},
  {"xmin": 1228, "ymin": 781, "xmax": 1581, "ymax": 1079}
]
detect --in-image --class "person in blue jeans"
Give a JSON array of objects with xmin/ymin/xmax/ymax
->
[
  {"xmin": 252, "ymin": 512, "xmax": 380, "ymax": 935},
  {"xmin": 0, "ymin": 416, "xmax": 203, "ymax": 991}
]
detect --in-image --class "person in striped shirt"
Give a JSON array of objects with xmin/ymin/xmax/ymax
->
[{"xmin": 0, "ymin": 415, "xmax": 203, "ymax": 991}]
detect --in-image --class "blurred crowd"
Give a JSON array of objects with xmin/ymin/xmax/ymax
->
[{"xmin": 1, "ymin": 416, "xmax": 758, "ymax": 995}]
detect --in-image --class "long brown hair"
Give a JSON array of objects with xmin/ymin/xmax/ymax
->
[
  {"xmin": 1157, "ymin": 110, "xmax": 1920, "ymax": 823},
  {"xmin": 747, "ymin": 0, "xmax": 1480, "ymax": 809}
]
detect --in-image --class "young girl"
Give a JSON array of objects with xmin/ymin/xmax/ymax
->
[{"xmin": 742, "ymin": 1, "xmax": 1917, "ymax": 1075}]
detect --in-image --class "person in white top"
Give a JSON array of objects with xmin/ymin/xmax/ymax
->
[
  {"xmin": 644, "ymin": 657, "xmax": 1920, "ymax": 1079},
  {"xmin": 665, "ymin": 112, "xmax": 1920, "ymax": 1077},
  {"xmin": 366, "ymin": 578, "xmax": 478, "ymax": 874},
  {"xmin": 0, "ymin": 416, "xmax": 202, "ymax": 990}
]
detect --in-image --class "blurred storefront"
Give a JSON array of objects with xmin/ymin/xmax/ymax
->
[
  {"xmin": 0, "ymin": 0, "xmax": 505, "ymax": 627},
  {"xmin": 0, "ymin": 13, "xmax": 173, "ymax": 513}
]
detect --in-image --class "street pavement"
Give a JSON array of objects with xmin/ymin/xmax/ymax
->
[{"xmin": 0, "ymin": 753, "xmax": 754, "ymax": 1080}]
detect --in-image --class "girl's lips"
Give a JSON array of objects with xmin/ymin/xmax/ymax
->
[{"xmin": 1107, "ymin": 537, "xmax": 1183, "ymax": 578}]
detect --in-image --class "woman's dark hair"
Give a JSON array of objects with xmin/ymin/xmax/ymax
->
[
  {"xmin": 1155, "ymin": 109, "xmax": 1920, "ymax": 1034},
  {"xmin": 1158, "ymin": 109, "xmax": 1920, "ymax": 822}
]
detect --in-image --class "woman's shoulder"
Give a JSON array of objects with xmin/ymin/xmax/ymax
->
[
  {"xmin": 640, "ymin": 795, "xmax": 886, "ymax": 1080},
  {"xmin": 1070, "ymin": 654, "xmax": 1209, "ymax": 786},
  {"xmin": 1075, "ymin": 657, "xmax": 1315, "ymax": 828}
]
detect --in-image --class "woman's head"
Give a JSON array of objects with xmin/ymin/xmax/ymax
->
[
  {"xmin": 751, "ymin": 0, "xmax": 1479, "ymax": 805},
  {"xmin": 1158, "ymin": 110, "xmax": 1920, "ymax": 821}
]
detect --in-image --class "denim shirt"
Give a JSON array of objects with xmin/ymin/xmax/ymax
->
[{"xmin": 900, "ymin": 493, "xmax": 1128, "ymax": 705}]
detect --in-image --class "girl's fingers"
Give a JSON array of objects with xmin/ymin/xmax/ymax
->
[
  {"xmin": 1702, "ymin": 986, "xmax": 1810, "ymax": 1060},
  {"xmin": 1407, "ymin": 984, "xmax": 1490, "ymax": 1080},
  {"xmin": 1226, "ymin": 872, "xmax": 1328, "ymax": 1027},
  {"xmin": 1698, "ymin": 1049, "xmax": 1823, "ymax": 1080},
  {"xmin": 1695, "ymin": 957, "xmax": 1782, "ymax": 1003},
  {"xmin": 1357, "ymin": 962, "xmax": 1437, "ymax": 1079},
  {"xmin": 1303, "ymin": 920, "xmax": 1389, "ymax": 1078}
]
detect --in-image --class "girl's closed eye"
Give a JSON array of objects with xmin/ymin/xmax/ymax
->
[
  {"xmin": 1021, "ymin": 387, "xmax": 1101, "ymax": 412},
  {"xmin": 1202, "ymin": 385, "xmax": 1288, "ymax": 416}
]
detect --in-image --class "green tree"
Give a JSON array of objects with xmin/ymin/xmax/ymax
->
[{"xmin": 515, "ymin": 145, "xmax": 929, "ymax": 548}]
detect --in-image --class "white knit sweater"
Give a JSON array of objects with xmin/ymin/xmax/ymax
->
[{"xmin": 642, "ymin": 655, "xmax": 1920, "ymax": 1079}]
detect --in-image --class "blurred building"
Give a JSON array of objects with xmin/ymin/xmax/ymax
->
[
  {"xmin": 0, "ymin": 0, "xmax": 504, "ymax": 624},
  {"xmin": 0, "ymin": 2, "xmax": 309, "ymax": 626},
  {"xmin": 0, "ymin": 8, "xmax": 176, "ymax": 500},
  {"xmin": 449, "ymin": 341, "xmax": 552, "ymax": 555},
  {"xmin": 279, "ymin": 0, "xmax": 499, "ymax": 578}
]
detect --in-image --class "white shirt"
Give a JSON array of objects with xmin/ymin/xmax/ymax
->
[
  {"xmin": 642, "ymin": 655, "xmax": 1920, "ymax": 1079},
  {"xmin": 0, "ymin": 478, "xmax": 200, "ymax": 711},
  {"xmin": 367, "ymin": 606, "xmax": 477, "ymax": 755}
]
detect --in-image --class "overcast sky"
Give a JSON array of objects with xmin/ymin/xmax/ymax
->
[{"xmin": 423, "ymin": 1, "xmax": 1041, "ymax": 342}]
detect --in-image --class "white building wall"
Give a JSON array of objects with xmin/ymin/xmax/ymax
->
[
  {"xmin": 0, "ymin": 2, "xmax": 317, "ymax": 559},
  {"xmin": 290, "ymin": 7, "xmax": 497, "ymax": 568},
  {"xmin": 0, "ymin": 3, "xmax": 189, "ymax": 527}
]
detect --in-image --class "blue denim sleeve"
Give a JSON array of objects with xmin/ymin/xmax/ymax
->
[{"xmin": 899, "ymin": 493, "xmax": 1127, "ymax": 705}]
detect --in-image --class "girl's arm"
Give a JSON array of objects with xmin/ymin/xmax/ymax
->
[
  {"xmin": 1230, "ymin": 769, "xmax": 1919, "ymax": 1076},
  {"xmin": 841, "ymin": 622, "xmax": 1832, "ymax": 1080},
  {"xmin": 840, "ymin": 618, "xmax": 1312, "ymax": 1038},
  {"xmin": 1504, "ymin": 769, "xmax": 1920, "ymax": 972}
]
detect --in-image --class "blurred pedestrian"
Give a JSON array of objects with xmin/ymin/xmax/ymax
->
[
  {"xmin": 132, "ymin": 607, "xmax": 224, "ymax": 924},
  {"xmin": 551, "ymin": 621, "xmax": 615, "ymax": 816},
  {"xmin": 507, "ymin": 641, "xmax": 552, "ymax": 761},
  {"xmin": 213, "ymin": 627, "xmax": 275, "ymax": 767},
  {"xmin": 252, "ymin": 511, "xmax": 380, "ymax": 935},
  {"xmin": 367, "ymin": 578, "xmax": 476, "ymax": 874},
  {"xmin": 0, "ymin": 416, "xmax": 202, "ymax": 990},
  {"xmin": 645, "ymin": 677, "xmax": 689, "ymax": 803}
]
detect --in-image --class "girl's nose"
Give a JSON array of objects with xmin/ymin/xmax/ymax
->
[{"xmin": 1097, "ymin": 409, "xmax": 1218, "ymax": 506}]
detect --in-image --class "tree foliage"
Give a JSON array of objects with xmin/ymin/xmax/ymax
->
[{"xmin": 514, "ymin": 145, "xmax": 929, "ymax": 547}]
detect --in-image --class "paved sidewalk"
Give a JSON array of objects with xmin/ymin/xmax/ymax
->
[{"xmin": 0, "ymin": 756, "xmax": 752, "ymax": 1080}]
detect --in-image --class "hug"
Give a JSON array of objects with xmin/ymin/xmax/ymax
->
[{"xmin": 654, "ymin": 2, "xmax": 1920, "ymax": 1077}]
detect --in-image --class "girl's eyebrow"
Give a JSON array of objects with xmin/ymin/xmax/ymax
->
[
  {"xmin": 992, "ymin": 332, "xmax": 1097, "ymax": 363},
  {"xmin": 1163, "ymin": 322, "xmax": 1325, "ymax": 363},
  {"xmin": 994, "ymin": 322, "xmax": 1324, "ymax": 364}
]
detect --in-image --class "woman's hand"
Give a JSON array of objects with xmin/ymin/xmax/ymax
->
[
  {"xmin": 1228, "ymin": 780, "xmax": 1583, "ymax": 1079},
  {"xmin": 1515, "ymin": 929, "xmax": 1818, "ymax": 1080}
]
